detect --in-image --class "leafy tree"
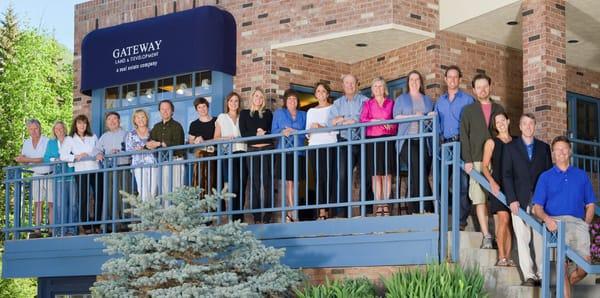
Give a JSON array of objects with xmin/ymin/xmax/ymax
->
[
  {"xmin": 0, "ymin": 254, "xmax": 37, "ymax": 298},
  {"xmin": 92, "ymin": 187, "xmax": 303, "ymax": 297},
  {"xmin": 0, "ymin": 4, "xmax": 19, "ymax": 74},
  {"xmin": 0, "ymin": 9, "xmax": 73, "ymax": 241}
]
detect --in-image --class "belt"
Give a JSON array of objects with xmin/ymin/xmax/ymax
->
[{"xmin": 441, "ymin": 135, "xmax": 460, "ymax": 143}]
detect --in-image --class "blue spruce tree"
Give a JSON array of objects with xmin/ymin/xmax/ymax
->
[{"xmin": 92, "ymin": 187, "xmax": 302, "ymax": 297}]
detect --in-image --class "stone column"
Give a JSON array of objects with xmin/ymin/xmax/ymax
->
[{"xmin": 521, "ymin": 0, "xmax": 567, "ymax": 143}]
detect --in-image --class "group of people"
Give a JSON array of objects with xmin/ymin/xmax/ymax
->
[
  {"xmin": 15, "ymin": 65, "xmax": 596, "ymax": 295},
  {"xmin": 447, "ymin": 67, "xmax": 595, "ymax": 296}
]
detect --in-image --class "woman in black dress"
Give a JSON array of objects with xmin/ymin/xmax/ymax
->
[
  {"xmin": 239, "ymin": 88, "xmax": 274, "ymax": 224},
  {"xmin": 481, "ymin": 112, "xmax": 515, "ymax": 267},
  {"xmin": 188, "ymin": 97, "xmax": 217, "ymax": 192}
]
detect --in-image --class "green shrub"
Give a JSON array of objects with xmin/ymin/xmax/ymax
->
[
  {"xmin": 383, "ymin": 263, "xmax": 486, "ymax": 298},
  {"xmin": 295, "ymin": 277, "xmax": 376, "ymax": 298}
]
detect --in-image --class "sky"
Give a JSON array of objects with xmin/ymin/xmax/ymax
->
[{"xmin": 0, "ymin": 0, "xmax": 88, "ymax": 52}]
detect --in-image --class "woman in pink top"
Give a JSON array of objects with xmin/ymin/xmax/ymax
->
[{"xmin": 360, "ymin": 77, "xmax": 397, "ymax": 216}]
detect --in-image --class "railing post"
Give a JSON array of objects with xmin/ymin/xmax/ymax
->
[
  {"xmin": 280, "ymin": 135, "xmax": 286, "ymax": 222},
  {"xmin": 541, "ymin": 224, "xmax": 552, "ymax": 298},
  {"xmin": 432, "ymin": 116, "xmax": 439, "ymax": 215},
  {"xmin": 347, "ymin": 127, "xmax": 353, "ymax": 219},
  {"xmin": 419, "ymin": 119, "xmax": 424, "ymax": 213},
  {"xmin": 293, "ymin": 134, "xmax": 299, "ymax": 220},
  {"xmin": 556, "ymin": 220, "xmax": 566, "ymax": 298},
  {"xmin": 360, "ymin": 127, "xmax": 366, "ymax": 217},
  {"xmin": 451, "ymin": 142, "xmax": 460, "ymax": 263},
  {"xmin": 440, "ymin": 143, "xmax": 449, "ymax": 262},
  {"xmin": 13, "ymin": 168, "xmax": 22, "ymax": 239}
]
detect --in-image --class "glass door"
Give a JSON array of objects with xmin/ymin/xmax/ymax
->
[{"xmin": 568, "ymin": 92, "xmax": 600, "ymax": 156}]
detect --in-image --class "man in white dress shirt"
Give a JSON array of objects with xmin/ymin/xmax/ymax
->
[{"xmin": 15, "ymin": 119, "xmax": 51, "ymax": 237}]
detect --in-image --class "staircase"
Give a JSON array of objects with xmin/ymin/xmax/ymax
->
[{"xmin": 456, "ymin": 231, "xmax": 599, "ymax": 297}]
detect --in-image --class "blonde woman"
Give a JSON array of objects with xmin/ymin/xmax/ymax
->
[
  {"xmin": 360, "ymin": 77, "xmax": 397, "ymax": 216},
  {"xmin": 239, "ymin": 88, "xmax": 274, "ymax": 223},
  {"xmin": 125, "ymin": 109, "xmax": 158, "ymax": 201}
]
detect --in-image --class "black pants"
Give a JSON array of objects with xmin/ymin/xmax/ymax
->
[
  {"xmin": 399, "ymin": 139, "xmax": 433, "ymax": 214},
  {"xmin": 76, "ymin": 172, "xmax": 103, "ymax": 230},
  {"xmin": 309, "ymin": 147, "xmax": 337, "ymax": 213},
  {"xmin": 335, "ymin": 140, "xmax": 373, "ymax": 217},
  {"xmin": 246, "ymin": 146, "xmax": 273, "ymax": 223},
  {"xmin": 223, "ymin": 151, "xmax": 247, "ymax": 222}
]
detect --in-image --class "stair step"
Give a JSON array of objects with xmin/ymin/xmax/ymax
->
[{"xmin": 504, "ymin": 285, "xmax": 540, "ymax": 298}]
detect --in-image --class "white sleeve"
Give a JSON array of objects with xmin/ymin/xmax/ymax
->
[{"xmin": 60, "ymin": 137, "xmax": 75, "ymax": 162}]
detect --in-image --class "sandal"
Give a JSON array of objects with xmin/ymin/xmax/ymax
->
[
  {"xmin": 496, "ymin": 258, "xmax": 508, "ymax": 266},
  {"xmin": 506, "ymin": 259, "xmax": 516, "ymax": 267},
  {"xmin": 286, "ymin": 214, "xmax": 295, "ymax": 223},
  {"xmin": 383, "ymin": 205, "xmax": 390, "ymax": 216},
  {"xmin": 317, "ymin": 209, "xmax": 328, "ymax": 220},
  {"xmin": 375, "ymin": 206, "xmax": 384, "ymax": 217}
]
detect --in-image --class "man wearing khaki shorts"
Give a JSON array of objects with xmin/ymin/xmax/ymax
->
[
  {"xmin": 460, "ymin": 73, "xmax": 505, "ymax": 249},
  {"xmin": 533, "ymin": 136, "xmax": 597, "ymax": 298}
]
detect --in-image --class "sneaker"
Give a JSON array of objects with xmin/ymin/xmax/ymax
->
[
  {"xmin": 522, "ymin": 278, "xmax": 537, "ymax": 287},
  {"xmin": 480, "ymin": 235, "xmax": 494, "ymax": 249}
]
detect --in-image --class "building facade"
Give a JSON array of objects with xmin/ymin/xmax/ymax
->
[
  {"xmin": 3, "ymin": 0, "xmax": 600, "ymax": 296},
  {"xmin": 73, "ymin": 0, "xmax": 600, "ymax": 144}
]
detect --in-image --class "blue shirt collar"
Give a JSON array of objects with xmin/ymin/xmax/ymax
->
[{"xmin": 552, "ymin": 165, "xmax": 571, "ymax": 174}]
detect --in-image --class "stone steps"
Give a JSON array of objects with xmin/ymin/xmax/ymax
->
[{"xmin": 454, "ymin": 231, "xmax": 599, "ymax": 297}]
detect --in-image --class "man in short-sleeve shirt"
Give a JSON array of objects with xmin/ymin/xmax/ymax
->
[
  {"xmin": 15, "ymin": 119, "xmax": 51, "ymax": 233},
  {"xmin": 533, "ymin": 136, "xmax": 596, "ymax": 298}
]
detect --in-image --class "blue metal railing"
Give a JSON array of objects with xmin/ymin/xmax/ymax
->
[
  {"xmin": 3, "ymin": 116, "xmax": 439, "ymax": 241},
  {"xmin": 441, "ymin": 137, "xmax": 600, "ymax": 298}
]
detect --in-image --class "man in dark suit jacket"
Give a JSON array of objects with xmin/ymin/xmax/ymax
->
[
  {"xmin": 460, "ymin": 73, "xmax": 504, "ymax": 249},
  {"xmin": 502, "ymin": 113, "xmax": 552, "ymax": 287}
]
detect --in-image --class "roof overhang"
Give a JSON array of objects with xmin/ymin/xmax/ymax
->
[
  {"xmin": 440, "ymin": 0, "xmax": 600, "ymax": 72},
  {"xmin": 271, "ymin": 24, "xmax": 435, "ymax": 64}
]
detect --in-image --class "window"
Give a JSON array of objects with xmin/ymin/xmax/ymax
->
[
  {"xmin": 176, "ymin": 74, "xmax": 193, "ymax": 97},
  {"xmin": 104, "ymin": 87, "xmax": 119, "ymax": 109},
  {"xmin": 99, "ymin": 71, "xmax": 224, "ymax": 136},
  {"xmin": 121, "ymin": 83, "xmax": 138, "ymax": 107},
  {"xmin": 157, "ymin": 77, "xmax": 174, "ymax": 100},
  {"xmin": 139, "ymin": 80, "xmax": 155, "ymax": 104},
  {"xmin": 290, "ymin": 84, "xmax": 342, "ymax": 111},
  {"xmin": 361, "ymin": 77, "xmax": 407, "ymax": 99},
  {"xmin": 195, "ymin": 71, "xmax": 212, "ymax": 95}
]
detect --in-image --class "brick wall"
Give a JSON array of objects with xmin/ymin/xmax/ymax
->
[
  {"xmin": 73, "ymin": 0, "xmax": 439, "ymax": 116},
  {"xmin": 567, "ymin": 66, "xmax": 600, "ymax": 99},
  {"xmin": 73, "ymin": 0, "xmax": 599, "ymax": 138}
]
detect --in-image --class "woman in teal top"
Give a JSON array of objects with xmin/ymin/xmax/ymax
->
[{"xmin": 43, "ymin": 121, "xmax": 77, "ymax": 235}]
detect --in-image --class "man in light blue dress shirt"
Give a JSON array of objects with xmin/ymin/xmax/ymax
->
[
  {"xmin": 328, "ymin": 74, "xmax": 369, "ymax": 217},
  {"xmin": 434, "ymin": 66, "xmax": 474, "ymax": 230}
]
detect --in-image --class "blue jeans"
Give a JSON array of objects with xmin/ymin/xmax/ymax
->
[{"xmin": 54, "ymin": 179, "xmax": 78, "ymax": 235}]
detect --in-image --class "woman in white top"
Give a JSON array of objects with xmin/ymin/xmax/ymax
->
[
  {"xmin": 214, "ymin": 92, "xmax": 247, "ymax": 222},
  {"xmin": 306, "ymin": 82, "xmax": 338, "ymax": 220},
  {"xmin": 60, "ymin": 115, "xmax": 101, "ymax": 233}
]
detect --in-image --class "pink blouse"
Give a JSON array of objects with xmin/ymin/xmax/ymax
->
[{"xmin": 359, "ymin": 97, "xmax": 398, "ymax": 137}]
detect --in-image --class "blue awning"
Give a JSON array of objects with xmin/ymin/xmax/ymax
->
[{"xmin": 80, "ymin": 6, "xmax": 236, "ymax": 95}]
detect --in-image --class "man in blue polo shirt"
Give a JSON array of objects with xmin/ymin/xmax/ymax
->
[
  {"xmin": 532, "ymin": 135, "xmax": 596, "ymax": 298},
  {"xmin": 434, "ymin": 65, "xmax": 474, "ymax": 230}
]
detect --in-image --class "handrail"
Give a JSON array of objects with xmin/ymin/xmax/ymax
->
[
  {"xmin": 463, "ymin": 150, "xmax": 600, "ymax": 298},
  {"xmin": 3, "ymin": 115, "xmax": 438, "ymax": 240},
  {"xmin": 3, "ymin": 115, "xmax": 435, "ymax": 173}
]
